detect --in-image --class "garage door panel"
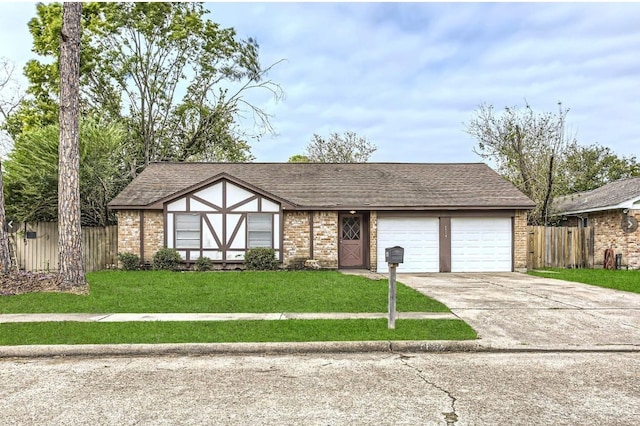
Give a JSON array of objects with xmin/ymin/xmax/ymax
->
[
  {"xmin": 377, "ymin": 217, "xmax": 438, "ymax": 273},
  {"xmin": 377, "ymin": 216, "xmax": 513, "ymax": 273},
  {"xmin": 451, "ymin": 218, "xmax": 511, "ymax": 272}
]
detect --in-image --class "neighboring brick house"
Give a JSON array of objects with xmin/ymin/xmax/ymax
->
[
  {"xmin": 108, "ymin": 162, "xmax": 535, "ymax": 273},
  {"xmin": 554, "ymin": 177, "xmax": 640, "ymax": 269}
]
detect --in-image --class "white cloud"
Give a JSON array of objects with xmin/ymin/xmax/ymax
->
[{"xmin": 1, "ymin": 2, "xmax": 639, "ymax": 163}]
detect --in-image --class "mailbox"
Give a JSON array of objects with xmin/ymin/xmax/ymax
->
[{"xmin": 385, "ymin": 246, "xmax": 404, "ymax": 264}]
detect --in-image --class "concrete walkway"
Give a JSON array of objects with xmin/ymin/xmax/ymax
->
[{"xmin": 0, "ymin": 312, "xmax": 455, "ymax": 323}]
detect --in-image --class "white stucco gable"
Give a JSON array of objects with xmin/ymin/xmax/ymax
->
[{"xmin": 164, "ymin": 178, "xmax": 282, "ymax": 263}]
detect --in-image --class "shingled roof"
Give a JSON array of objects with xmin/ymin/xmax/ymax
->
[
  {"xmin": 553, "ymin": 176, "xmax": 640, "ymax": 215},
  {"xmin": 108, "ymin": 162, "xmax": 535, "ymax": 210}
]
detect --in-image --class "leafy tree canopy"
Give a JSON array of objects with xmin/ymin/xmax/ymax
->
[
  {"xmin": 467, "ymin": 101, "xmax": 574, "ymax": 224},
  {"xmin": 5, "ymin": 2, "xmax": 283, "ymax": 177},
  {"xmin": 466, "ymin": 101, "xmax": 639, "ymax": 224},
  {"xmin": 304, "ymin": 131, "xmax": 376, "ymax": 163},
  {"xmin": 557, "ymin": 142, "xmax": 639, "ymax": 194},
  {"xmin": 3, "ymin": 119, "xmax": 126, "ymax": 227},
  {"xmin": 287, "ymin": 154, "xmax": 311, "ymax": 163}
]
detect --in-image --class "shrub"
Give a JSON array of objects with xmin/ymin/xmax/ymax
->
[
  {"xmin": 117, "ymin": 252, "xmax": 140, "ymax": 271},
  {"xmin": 245, "ymin": 248, "xmax": 278, "ymax": 270},
  {"xmin": 194, "ymin": 256, "xmax": 213, "ymax": 271},
  {"xmin": 152, "ymin": 248, "xmax": 182, "ymax": 271}
]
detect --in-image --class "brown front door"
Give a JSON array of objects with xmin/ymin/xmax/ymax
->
[{"xmin": 339, "ymin": 214, "xmax": 364, "ymax": 267}]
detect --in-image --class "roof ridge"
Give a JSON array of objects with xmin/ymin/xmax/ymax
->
[
  {"xmin": 149, "ymin": 161, "xmax": 488, "ymax": 166},
  {"xmin": 109, "ymin": 162, "xmax": 534, "ymax": 210},
  {"xmin": 563, "ymin": 175, "xmax": 640, "ymax": 198}
]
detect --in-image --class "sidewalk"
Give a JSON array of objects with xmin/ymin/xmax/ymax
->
[
  {"xmin": 0, "ymin": 312, "xmax": 455, "ymax": 323},
  {"xmin": 0, "ymin": 311, "xmax": 480, "ymax": 358}
]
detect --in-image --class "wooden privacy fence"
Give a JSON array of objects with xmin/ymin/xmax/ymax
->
[
  {"xmin": 10, "ymin": 222, "xmax": 118, "ymax": 272},
  {"xmin": 527, "ymin": 226, "xmax": 594, "ymax": 270}
]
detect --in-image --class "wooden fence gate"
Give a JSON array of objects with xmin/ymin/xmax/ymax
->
[
  {"xmin": 10, "ymin": 222, "xmax": 118, "ymax": 272},
  {"xmin": 527, "ymin": 226, "xmax": 594, "ymax": 270}
]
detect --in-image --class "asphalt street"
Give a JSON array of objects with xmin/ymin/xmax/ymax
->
[{"xmin": 1, "ymin": 352, "xmax": 639, "ymax": 426}]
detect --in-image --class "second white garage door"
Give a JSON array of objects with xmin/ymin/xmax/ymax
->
[
  {"xmin": 377, "ymin": 217, "xmax": 439, "ymax": 273},
  {"xmin": 451, "ymin": 217, "xmax": 512, "ymax": 272}
]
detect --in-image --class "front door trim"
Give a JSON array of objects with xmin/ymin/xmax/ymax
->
[{"xmin": 338, "ymin": 213, "xmax": 367, "ymax": 268}]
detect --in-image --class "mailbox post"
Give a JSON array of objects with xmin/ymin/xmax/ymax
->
[{"xmin": 385, "ymin": 246, "xmax": 404, "ymax": 329}]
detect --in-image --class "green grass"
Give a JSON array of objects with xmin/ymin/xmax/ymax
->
[
  {"xmin": 0, "ymin": 319, "xmax": 476, "ymax": 345},
  {"xmin": 0, "ymin": 270, "xmax": 473, "ymax": 345},
  {"xmin": 528, "ymin": 268, "xmax": 640, "ymax": 293},
  {"xmin": 0, "ymin": 270, "xmax": 449, "ymax": 314}
]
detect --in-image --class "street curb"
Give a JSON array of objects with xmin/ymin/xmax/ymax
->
[
  {"xmin": 1, "ymin": 340, "xmax": 638, "ymax": 358},
  {"xmin": 0, "ymin": 341, "xmax": 480, "ymax": 358}
]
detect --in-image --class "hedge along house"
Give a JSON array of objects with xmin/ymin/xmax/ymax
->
[
  {"xmin": 108, "ymin": 162, "xmax": 535, "ymax": 272},
  {"xmin": 553, "ymin": 176, "xmax": 640, "ymax": 269}
]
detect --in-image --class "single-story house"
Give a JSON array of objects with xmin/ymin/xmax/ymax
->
[
  {"xmin": 108, "ymin": 162, "xmax": 535, "ymax": 273},
  {"xmin": 554, "ymin": 176, "xmax": 640, "ymax": 269}
]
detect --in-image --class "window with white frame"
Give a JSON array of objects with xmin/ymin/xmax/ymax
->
[
  {"xmin": 176, "ymin": 213, "xmax": 201, "ymax": 248},
  {"xmin": 247, "ymin": 213, "xmax": 273, "ymax": 248}
]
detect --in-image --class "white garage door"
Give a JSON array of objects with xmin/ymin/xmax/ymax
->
[
  {"xmin": 451, "ymin": 217, "xmax": 512, "ymax": 272},
  {"xmin": 377, "ymin": 217, "xmax": 439, "ymax": 273}
]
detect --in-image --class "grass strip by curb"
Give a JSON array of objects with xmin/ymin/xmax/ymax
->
[{"xmin": 0, "ymin": 319, "xmax": 476, "ymax": 345}]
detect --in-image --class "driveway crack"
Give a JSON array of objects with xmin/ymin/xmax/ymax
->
[{"xmin": 395, "ymin": 353, "xmax": 458, "ymax": 425}]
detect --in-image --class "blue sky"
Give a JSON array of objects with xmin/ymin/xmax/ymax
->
[{"xmin": 1, "ymin": 2, "xmax": 639, "ymax": 163}]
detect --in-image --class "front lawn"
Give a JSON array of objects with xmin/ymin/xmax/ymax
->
[
  {"xmin": 0, "ymin": 270, "xmax": 477, "ymax": 344},
  {"xmin": 528, "ymin": 268, "xmax": 640, "ymax": 294},
  {"xmin": 0, "ymin": 270, "xmax": 449, "ymax": 314}
]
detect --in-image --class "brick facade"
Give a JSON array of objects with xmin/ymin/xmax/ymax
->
[
  {"xmin": 281, "ymin": 211, "xmax": 339, "ymax": 268},
  {"xmin": 117, "ymin": 210, "xmax": 165, "ymax": 264},
  {"xmin": 282, "ymin": 211, "xmax": 310, "ymax": 267},
  {"xmin": 369, "ymin": 211, "xmax": 378, "ymax": 271},
  {"xmin": 143, "ymin": 210, "xmax": 164, "ymax": 263},
  {"xmin": 312, "ymin": 211, "xmax": 339, "ymax": 268},
  {"xmin": 513, "ymin": 210, "xmax": 528, "ymax": 271},
  {"xmin": 117, "ymin": 210, "xmax": 140, "ymax": 257},
  {"xmin": 118, "ymin": 208, "xmax": 530, "ymax": 271},
  {"xmin": 588, "ymin": 209, "xmax": 640, "ymax": 269}
]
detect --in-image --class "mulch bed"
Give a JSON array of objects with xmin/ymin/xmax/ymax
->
[{"xmin": 0, "ymin": 271, "xmax": 88, "ymax": 296}]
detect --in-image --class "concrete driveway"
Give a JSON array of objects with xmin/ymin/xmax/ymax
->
[{"xmin": 398, "ymin": 272, "xmax": 640, "ymax": 351}]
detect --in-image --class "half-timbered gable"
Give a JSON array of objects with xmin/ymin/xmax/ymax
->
[{"xmin": 165, "ymin": 178, "xmax": 282, "ymax": 263}]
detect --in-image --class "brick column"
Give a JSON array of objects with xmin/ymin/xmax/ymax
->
[
  {"xmin": 369, "ymin": 211, "xmax": 378, "ymax": 271},
  {"xmin": 117, "ymin": 210, "xmax": 141, "ymax": 257},
  {"xmin": 282, "ymin": 211, "xmax": 311, "ymax": 268},
  {"xmin": 143, "ymin": 210, "xmax": 164, "ymax": 263},
  {"xmin": 513, "ymin": 210, "xmax": 528, "ymax": 271},
  {"xmin": 313, "ymin": 211, "xmax": 339, "ymax": 268}
]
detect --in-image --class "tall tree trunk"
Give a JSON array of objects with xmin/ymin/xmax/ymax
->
[
  {"xmin": 58, "ymin": 2, "xmax": 86, "ymax": 287},
  {"xmin": 0, "ymin": 160, "xmax": 11, "ymax": 273}
]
